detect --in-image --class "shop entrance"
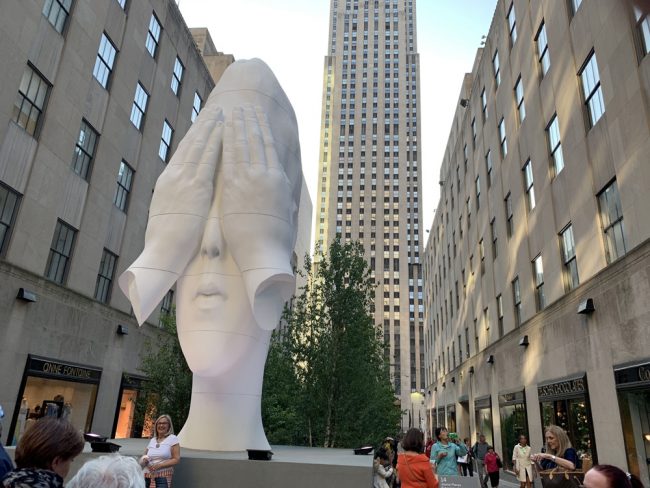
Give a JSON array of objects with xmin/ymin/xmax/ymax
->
[
  {"xmin": 112, "ymin": 374, "xmax": 156, "ymax": 439},
  {"xmin": 474, "ymin": 396, "xmax": 493, "ymax": 445},
  {"xmin": 615, "ymin": 361, "xmax": 650, "ymax": 487},
  {"xmin": 499, "ymin": 390, "xmax": 528, "ymax": 471},
  {"xmin": 8, "ymin": 355, "xmax": 101, "ymax": 446},
  {"xmin": 538, "ymin": 373, "xmax": 596, "ymax": 465}
]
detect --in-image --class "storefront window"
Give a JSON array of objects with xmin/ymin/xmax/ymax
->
[
  {"xmin": 9, "ymin": 356, "xmax": 101, "ymax": 446},
  {"xmin": 446, "ymin": 404, "xmax": 456, "ymax": 433},
  {"xmin": 475, "ymin": 396, "xmax": 493, "ymax": 445},
  {"xmin": 499, "ymin": 391, "xmax": 528, "ymax": 471},
  {"xmin": 538, "ymin": 374, "xmax": 595, "ymax": 465},
  {"xmin": 615, "ymin": 362, "xmax": 650, "ymax": 487}
]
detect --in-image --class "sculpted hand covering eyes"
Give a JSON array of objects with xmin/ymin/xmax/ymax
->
[
  {"xmin": 118, "ymin": 58, "xmax": 302, "ymax": 331},
  {"xmin": 118, "ymin": 59, "xmax": 302, "ymax": 451}
]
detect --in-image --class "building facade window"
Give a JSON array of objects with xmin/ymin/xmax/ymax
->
[
  {"xmin": 130, "ymin": 82, "xmax": 149, "ymax": 130},
  {"xmin": 536, "ymin": 22, "xmax": 550, "ymax": 76},
  {"xmin": 43, "ymin": 0, "xmax": 72, "ymax": 33},
  {"xmin": 547, "ymin": 114, "xmax": 564, "ymax": 176},
  {"xmin": 493, "ymin": 51, "xmax": 501, "ymax": 87},
  {"xmin": 635, "ymin": 7, "xmax": 650, "ymax": 55},
  {"xmin": 145, "ymin": 13, "xmax": 162, "ymax": 57},
  {"xmin": 114, "ymin": 160, "xmax": 134, "ymax": 212},
  {"xmin": 93, "ymin": 33, "xmax": 117, "ymax": 89},
  {"xmin": 512, "ymin": 276, "xmax": 521, "ymax": 326},
  {"xmin": 515, "ymin": 75, "xmax": 526, "ymax": 122},
  {"xmin": 116, "ymin": 0, "xmax": 126, "ymax": 9},
  {"xmin": 159, "ymin": 120, "xmax": 174, "ymax": 162},
  {"xmin": 95, "ymin": 249, "xmax": 118, "ymax": 303},
  {"xmin": 533, "ymin": 254, "xmax": 545, "ymax": 311},
  {"xmin": 497, "ymin": 294, "xmax": 504, "ymax": 337},
  {"xmin": 0, "ymin": 183, "xmax": 21, "ymax": 257},
  {"xmin": 505, "ymin": 192, "xmax": 513, "ymax": 238},
  {"xmin": 45, "ymin": 220, "xmax": 77, "ymax": 284},
  {"xmin": 571, "ymin": 0, "xmax": 582, "ymax": 15},
  {"xmin": 507, "ymin": 3, "xmax": 517, "ymax": 44},
  {"xmin": 475, "ymin": 176, "xmax": 481, "ymax": 210},
  {"xmin": 580, "ymin": 52, "xmax": 605, "ymax": 127},
  {"xmin": 71, "ymin": 120, "xmax": 99, "ymax": 180},
  {"xmin": 471, "ymin": 117, "xmax": 477, "ymax": 146},
  {"xmin": 486, "ymin": 149, "xmax": 493, "ymax": 187},
  {"xmin": 499, "ymin": 117, "xmax": 507, "ymax": 157},
  {"xmin": 490, "ymin": 217, "xmax": 497, "ymax": 259},
  {"xmin": 191, "ymin": 91, "xmax": 202, "ymax": 122},
  {"xmin": 560, "ymin": 224, "xmax": 579, "ymax": 292},
  {"xmin": 13, "ymin": 65, "xmax": 50, "ymax": 137},
  {"xmin": 171, "ymin": 57, "xmax": 184, "ymax": 95},
  {"xmin": 598, "ymin": 180, "xmax": 626, "ymax": 263},
  {"xmin": 481, "ymin": 88, "xmax": 488, "ymax": 120},
  {"xmin": 523, "ymin": 160, "xmax": 536, "ymax": 211}
]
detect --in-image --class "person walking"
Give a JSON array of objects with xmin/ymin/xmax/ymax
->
[
  {"xmin": 430, "ymin": 427, "xmax": 467, "ymax": 476},
  {"xmin": 459, "ymin": 437, "xmax": 474, "ymax": 477},
  {"xmin": 473, "ymin": 434, "xmax": 490, "ymax": 488},
  {"xmin": 484, "ymin": 446, "xmax": 501, "ymax": 487},
  {"xmin": 512, "ymin": 434, "xmax": 533, "ymax": 488}
]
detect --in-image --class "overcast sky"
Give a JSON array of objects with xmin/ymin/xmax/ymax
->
[{"xmin": 178, "ymin": 0, "xmax": 497, "ymax": 246}]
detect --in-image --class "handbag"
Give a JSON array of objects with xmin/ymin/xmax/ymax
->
[
  {"xmin": 496, "ymin": 456, "xmax": 503, "ymax": 469},
  {"xmin": 538, "ymin": 467, "xmax": 583, "ymax": 488}
]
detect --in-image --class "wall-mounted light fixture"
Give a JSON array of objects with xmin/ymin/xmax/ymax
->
[
  {"xmin": 519, "ymin": 335, "xmax": 529, "ymax": 347},
  {"xmin": 460, "ymin": 98, "xmax": 469, "ymax": 108},
  {"xmin": 434, "ymin": 386, "xmax": 438, "ymax": 392},
  {"xmin": 486, "ymin": 355, "xmax": 495, "ymax": 364},
  {"xmin": 469, "ymin": 366, "xmax": 475, "ymax": 375},
  {"xmin": 442, "ymin": 381, "xmax": 446, "ymax": 388},
  {"xmin": 16, "ymin": 288, "xmax": 37, "ymax": 302},
  {"xmin": 451, "ymin": 376, "xmax": 456, "ymax": 384},
  {"xmin": 577, "ymin": 298, "xmax": 595, "ymax": 315},
  {"xmin": 116, "ymin": 324, "xmax": 129, "ymax": 335}
]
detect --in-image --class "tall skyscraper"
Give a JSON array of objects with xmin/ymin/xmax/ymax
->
[{"xmin": 314, "ymin": 0, "xmax": 424, "ymax": 426}]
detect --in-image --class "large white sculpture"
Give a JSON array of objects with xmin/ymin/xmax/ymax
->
[{"xmin": 118, "ymin": 59, "xmax": 302, "ymax": 451}]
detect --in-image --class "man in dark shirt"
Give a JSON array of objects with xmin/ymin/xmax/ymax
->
[{"xmin": 472, "ymin": 434, "xmax": 490, "ymax": 488}]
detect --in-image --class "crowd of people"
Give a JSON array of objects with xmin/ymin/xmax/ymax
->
[
  {"xmin": 373, "ymin": 425, "xmax": 645, "ymax": 488},
  {"xmin": 0, "ymin": 414, "xmax": 179, "ymax": 488},
  {"xmin": 0, "ymin": 415, "xmax": 647, "ymax": 488}
]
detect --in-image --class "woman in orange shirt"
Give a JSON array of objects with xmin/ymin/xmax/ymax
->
[{"xmin": 397, "ymin": 428, "xmax": 439, "ymax": 488}]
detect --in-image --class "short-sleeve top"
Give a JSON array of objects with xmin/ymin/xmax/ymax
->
[
  {"xmin": 146, "ymin": 434, "xmax": 180, "ymax": 462},
  {"xmin": 540, "ymin": 447, "xmax": 577, "ymax": 470}
]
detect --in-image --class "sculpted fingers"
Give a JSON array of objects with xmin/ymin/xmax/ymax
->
[
  {"xmin": 256, "ymin": 107, "xmax": 281, "ymax": 171},
  {"xmin": 245, "ymin": 105, "xmax": 266, "ymax": 167},
  {"xmin": 171, "ymin": 106, "xmax": 223, "ymax": 165}
]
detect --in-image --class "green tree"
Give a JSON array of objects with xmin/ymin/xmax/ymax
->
[
  {"xmin": 262, "ymin": 238, "xmax": 400, "ymax": 448},
  {"xmin": 134, "ymin": 310, "xmax": 192, "ymax": 434}
]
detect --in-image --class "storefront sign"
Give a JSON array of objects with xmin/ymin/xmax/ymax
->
[
  {"xmin": 614, "ymin": 361, "xmax": 650, "ymax": 388},
  {"xmin": 537, "ymin": 375, "xmax": 586, "ymax": 401},
  {"xmin": 27, "ymin": 355, "xmax": 101, "ymax": 383},
  {"xmin": 438, "ymin": 475, "xmax": 480, "ymax": 487},
  {"xmin": 474, "ymin": 396, "xmax": 491, "ymax": 409},
  {"xmin": 499, "ymin": 390, "xmax": 525, "ymax": 406}
]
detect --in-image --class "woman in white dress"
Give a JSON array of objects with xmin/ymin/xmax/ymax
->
[{"xmin": 511, "ymin": 434, "xmax": 533, "ymax": 488}]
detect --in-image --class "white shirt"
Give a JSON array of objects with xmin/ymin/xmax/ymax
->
[{"xmin": 146, "ymin": 434, "xmax": 179, "ymax": 463}]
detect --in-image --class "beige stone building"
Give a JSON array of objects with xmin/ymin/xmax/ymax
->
[
  {"xmin": 314, "ymin": 0, "xmax": 425, "ymax": 427},
  {"xmin": 423, "ymin": 0, "xmax": 650, "ymax": 483},
  {"xmin": 0, "ymin": 0, "xmax": 232, "ymax": 444}
]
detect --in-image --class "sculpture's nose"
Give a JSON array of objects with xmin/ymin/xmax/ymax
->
[{"xmin": 200, "ymin": 218, "xmax": 224, "ymax": 260}]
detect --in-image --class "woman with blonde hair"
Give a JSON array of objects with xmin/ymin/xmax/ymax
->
[
  {"xmin": 531, "ymin": 425, "xmax": 578, "ymax": 471},
  {"xmin": 140, "ymin": 415, "xmax": 180, "ymax": 488}
]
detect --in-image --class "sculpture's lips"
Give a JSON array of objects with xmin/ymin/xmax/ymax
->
[{"xmin": 195, "ymin": 287, "xmax": 226, "ymax": 307}]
